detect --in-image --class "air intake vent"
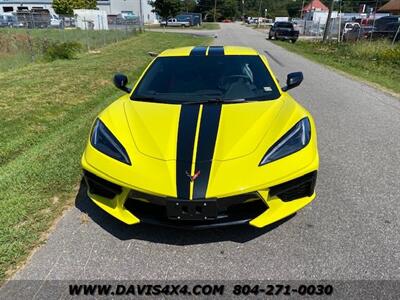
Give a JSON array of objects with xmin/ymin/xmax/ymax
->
[
  {"xmin": 83, "ymin": 171, "xmax": 122, "ymax": 199},
  {"xmin": 269, "ymin": 171, "xmax": 317, "ymax": 202}
]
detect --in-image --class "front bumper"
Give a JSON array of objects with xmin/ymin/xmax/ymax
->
[{"xmin": 82, "ymin": 163, "xmax": 317, "ymax": 229}]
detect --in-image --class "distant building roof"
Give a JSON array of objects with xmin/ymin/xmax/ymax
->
[
  {"xmin": 378, "ymin": 0, "xmax": 400, "ymax": 14},
  {"xmin": 302, "ymin": 0, "xmax": 329, "ymax": 13}
]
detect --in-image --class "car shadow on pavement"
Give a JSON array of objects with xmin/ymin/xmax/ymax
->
[{"xmin": 75, "ymin": 180, "xmax": 295, "ymax": 245}]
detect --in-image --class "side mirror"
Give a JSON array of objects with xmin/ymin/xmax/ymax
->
[
  {"xmin": 282, "ymin": 72, "xmax": 303, "ymax": 92},
  {"xmin": 113, "ymin": 73, "xmax": 131, "ymax": 93}
]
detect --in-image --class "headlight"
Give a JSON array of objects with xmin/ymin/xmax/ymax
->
[
  {"xmin": 259, "ymin": 117, "xmax": 311, "ymax": 165},
  {"xmin": 91, "ymin": 119, "xmax": 131, "ymax": 165}
]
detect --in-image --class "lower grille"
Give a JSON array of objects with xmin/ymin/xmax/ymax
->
[
  {"xmin": 83, "ymin": 171, "xmax": 122, "ymax": 199},
  {"xmin": 124, "ymin": 191, "xmax": 267, "ymax": 229},
  {"xmin": 269, "ymin": 171, "xmax": 317, "ymax": 202}
]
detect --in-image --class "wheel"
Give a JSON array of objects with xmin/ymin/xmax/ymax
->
[
  {"xmin": 291, "ymin": 39, "xmax": 297, "ymax": 43},
  {"xmin": 268, "ymin": 33, "xmax": 272, "ymax": 40},
  {"xmin": 274, "ymin": 33, "xmax": 277, "ymax": 40}
]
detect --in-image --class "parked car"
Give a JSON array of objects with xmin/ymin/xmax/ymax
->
[
  {"xmin": 81, "ymin": 46, "xmax": 319, "ymax": 229},
  {"xmin": 120, "ymin": 11, "xmax": 137, "ymax": 21},
  {"xmin": 374, "ymin": 15, "xmax": 400, "ymax": 31},
  {"xmin": 50, "ymin": 14, "xmax": 62, "ymax": 28},
  {"xmin": 367, "ymin": 21, "xmax": 400, "ymax": 42},
  {"xmin": 246, "ymin": 17, "xmax": 259, "ymax": 24},
  {"xmin": 0, "ymin": 14, "xmax": 23, "ymax": 28},
  {"xmin": 268, "ymin": 21, "xmax": 299, "ymax": 43},
  {"xmin": 160, "ymin": 18, "xmax": 190, "ymax": 27},
  {"xmin": 116, "ymin": 13, "xmax": 139, "ymax": 25},
  {"xmin": 343, "ymin": 22, "xmax": 360, "ymax": 34},
  {"xmin": 343, "ymin": 25, "xmax": 374, "ymax": 41}
]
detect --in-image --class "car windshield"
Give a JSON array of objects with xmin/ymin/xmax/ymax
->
[
  {"xmin": 276, "ymin": 22, "xmax": 293, "ymax": 29},
  {"xmin": 131, "ymin": 55, "xmax": 280, "ymax": 103}
]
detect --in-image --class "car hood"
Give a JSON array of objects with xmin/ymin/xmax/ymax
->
[{"xmin": 123, "ymin": 98, "xmax": 287, "ymax": 161}]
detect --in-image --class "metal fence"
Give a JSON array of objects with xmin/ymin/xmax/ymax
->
[
  {"xmin": 0, "ymin": 17, "xmax": 142, "ymax": 68},
  {"xmin": 6, "ymin": 12, "xmax": 141, "ymax": 31},
  {"xmin": 297, "ymin": 18, "xmax": 399, "ymax": 43}
]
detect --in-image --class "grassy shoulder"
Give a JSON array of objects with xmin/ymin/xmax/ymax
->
[
  {"xmin": 0, "ymin": 28, "xmax": 139, "ymax": 72},
  {"xmin": 145, "ymin": 22, "xmax": 220, "ymax": 30},
  {"xmin": 0, "ymin": 32, "xmax": 212, "ymax": 283},
  {"xmin": 273, "ymin": 39, "xmax": 400, "ymax": 95}
]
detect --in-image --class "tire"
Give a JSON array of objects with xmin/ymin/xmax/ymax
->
[
  {"xmin": 274, "ymin": 33, "xmax": 278, "ymax": 40},
  {"xmin": 291, "ymin": 39, "xmax": 297, "ymax": 43},
  {"xmin": 268, "ymin": 34, "xmax": 272, "ymax": 40}
]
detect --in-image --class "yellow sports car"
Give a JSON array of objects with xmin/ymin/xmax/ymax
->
[{"xmin": 81, "ymin": 46, "xmax": 319, "ymax": 229}]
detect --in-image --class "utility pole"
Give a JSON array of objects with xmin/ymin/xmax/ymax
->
[
  {"xmin": 242, "ymin": 0, "xmax": 245, "ymax": 21},
  {"xmin": 139, "ymin": 0, "xmax": 144, "ymax": 29},
  {"xmin": 300, "ymin": 0, "xmax": 305, "ymax": 19},
  {"xmin": 213, "ymin": 0, "xmax": 217, "ymax": 22},
  {"xmin": 323, "ymin": 0, "xmax": 335, "ymax": 42},
  {"xmin": 301, "ymin": 0, "xmax": 306, "ymax": 35},
  {"xmin": 370, "ymin": 0, "xmax": 380, "ymax": 41},
  {"xmin": 338, "ymin": 0, "xmax": 342, "ymax": 42}
]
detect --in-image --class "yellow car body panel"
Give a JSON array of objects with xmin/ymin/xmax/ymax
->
[
  {"xmin": 249, "ymin": 193, "xmax": 316, "ymax": 228},
  {"xmin": 81, "ymin": 46, "xmax": 319, "ymax": 229}
]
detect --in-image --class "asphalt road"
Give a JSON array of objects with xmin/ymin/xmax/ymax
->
[{"xmin": 4, "ymin": 23, "xmax": 400, "ymax": 287}]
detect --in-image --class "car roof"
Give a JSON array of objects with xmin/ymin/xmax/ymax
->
[{"xmin": 159, "ymin": 46, "xmax": 259, "ymax": 57}]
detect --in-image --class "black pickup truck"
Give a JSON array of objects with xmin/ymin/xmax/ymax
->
[{"xmin": 268, "ymin": 21, "xmax": 299, "ymax": 43}]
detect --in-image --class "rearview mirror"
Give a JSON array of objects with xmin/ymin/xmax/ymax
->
[
  {"xmin": 113, "ymin": 73, "xmax": 131, "ymax": 93},
  {"xmin": 282, "ymin": 72, "xmax": 303, "ymax": 92}
]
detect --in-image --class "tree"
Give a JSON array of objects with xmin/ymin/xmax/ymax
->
[
  {"xmin": 52, "ymin": 0, "xmax": 97, "ymax": 16},
  {"xmin": 322, "ymin": 0, "xmax": 334, "ymax": 41},
  {"xmin": 148, "ymin": 0, "xmax": 182, "ymax": 23},
  {"xmin": 182, "ymin": 0, "xmax": 197, "ymax": 12},
  {"xmin": 220, "ymin": 0, "xmax": 238, "ymax": 19},
  {"xmin": 287, "ymin": 0, "xmax": 303, "ymax": 18}
]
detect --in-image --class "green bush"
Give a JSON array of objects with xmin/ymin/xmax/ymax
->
[{"xmin": 44, "ymin": 41, "xmax": 82, "ymax": 61}]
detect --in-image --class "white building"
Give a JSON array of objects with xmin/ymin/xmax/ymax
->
[
  {"xmin": 0, "ymin": 0, "xmax": 156, "ymax": 23},
  {"xmin": 96, "ymin": 0, "xmax": 156, "ymax": 23},
  {"xmin": 303, "ymin": 11, "xmax": 338, "ymax": 25},
  {"xmin": 0, "ymin": 0, "xmax": 54, "ymax": 13}
]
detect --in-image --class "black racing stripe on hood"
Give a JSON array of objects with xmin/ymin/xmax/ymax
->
[
  {"xmin": 176, "ymin": 104, "xmax": 200, "ymax": 199},
  {"xmin": 207, "ymin": 46, "xmax": 224, "ymax": 56},
  {"xmin": 190, "ymin": 46, "xmax": 208, "ymax": 56},
  {"xmin": 193, "ymin": 104, "xmax": 222, "ymax": 199}
]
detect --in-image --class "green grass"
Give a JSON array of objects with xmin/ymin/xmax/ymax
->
[
  {"xmin": 0, "ymin": 32, "xmax": 212, "ymax": 283},
  {"xmin": 145, "ymin": 22, "xmax": 220, "ymax": 30},
  {"xmin": 0, "ymin": 28, "xmax": 140, "ymax": 72},
  {"xmin": 273, "ymin": 39, "xmax": 400, "ymax": 94}
]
